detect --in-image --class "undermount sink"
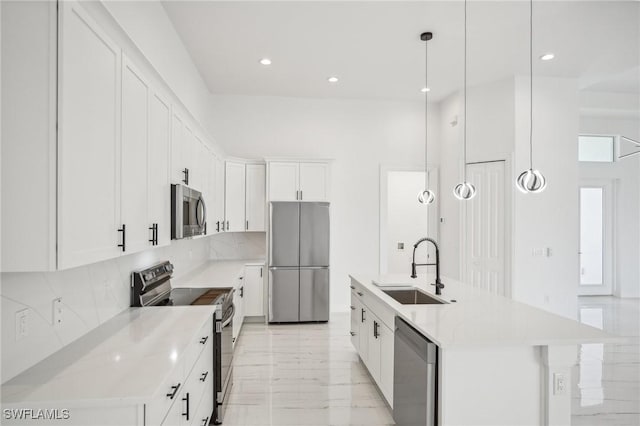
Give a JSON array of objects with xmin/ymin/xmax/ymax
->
[{"xmin": 382, "ymin": 288, "xmax": 447, "ymax": 305}]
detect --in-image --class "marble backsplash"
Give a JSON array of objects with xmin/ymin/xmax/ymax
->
[{"xmin": 1, "ymin": 232, "xmax": 266, "ymax": 383}]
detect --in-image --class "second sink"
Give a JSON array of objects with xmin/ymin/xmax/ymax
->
[{"xmin": 382, "ymin": 288, "xmax": 446, "ymax": 305}]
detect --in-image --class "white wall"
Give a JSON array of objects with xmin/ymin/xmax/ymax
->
[
  {"xmin": 579, "ymin": 115, "xmax": 640, "ymax": 297},
  {"xmin": 512, "ymin": 76, "xmax": 580, "ymax": 318},
  {"xmin": 208, "ymin": 94, "xmax": 438, "ymax": 312}
]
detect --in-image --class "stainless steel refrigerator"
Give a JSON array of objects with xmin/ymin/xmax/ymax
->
[{"xmin": 269, "ymin": 202, "xmax": 330, "ymax": 323}]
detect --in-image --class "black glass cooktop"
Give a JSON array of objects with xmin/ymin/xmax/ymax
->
[{"xmin": 153, "ymin": 287, "xmax": 233, "ymax": 307}]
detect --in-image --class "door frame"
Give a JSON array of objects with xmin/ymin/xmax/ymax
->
[
  {"xmin": 460, "ymin": 158, "xmax": 512, "ymax": 298},
  {"xmin": 379, "ymin": 164, "xmax": 440, "ymax": 275},
  {"xmin": 578, "ymin": 179, "xmax": 615, "ymax": 296}
]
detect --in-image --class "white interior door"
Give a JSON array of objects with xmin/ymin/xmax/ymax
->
[
  {"xmin": 464, "ymin": 162, "xmax": 506, "ymax": 296},
  {"xmin": 579, "ymin": 181, "xmax": 613, "ymax": 295}
]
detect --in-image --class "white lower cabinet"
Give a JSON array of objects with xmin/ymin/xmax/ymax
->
[
  {"xmin": 350, "ymin": 280, "xmax": 394, "ymax": 407},
  {"xmin": 244, "ymin": 265, "xmax": 265, "ymax": 317},
  {"xmin": 233, "ymin": 276, "xmax": 245, "ymax": 347}
]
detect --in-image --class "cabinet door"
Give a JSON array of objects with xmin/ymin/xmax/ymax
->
[
  {"xmin": 357, "ymin": 304, "xmax": 369, "ymax": 364},
  {"xmin": 183, "ymin": 126, "xmax": 196, "ymax": 187},
  {"xmin": 233, "ymin": 277, "xmax": 245, "ymax": 346},
  {"xmin": 379, "ymin": 321, "xmax": 394, "ymax": 406},
  {"xmin": 224, "ymin": 162, "xmax": 246, "ymax": 232},
  {"xmin": 58, "ymin": 1, "xmax": 122, "ymax": 269},
  {"xmin": 244, "ymin": 265, "xmax": 264, "ymax": 317},
  {"xmin": 215, "ymin": 155, "xmax": 225, "ymax": 232},
  {"xmin": 121, "ymin": 57, "xmax": 149, "ymax": 255},
  {"xmin": 367, "ymin": 312, "xmax": 382, "ymax": 384},
  {"xmin": 299, "ymin": 163, "xmax": 329, "ymax": 201},
  {"xmin": 268, "ymin": 162, "xmax": 299, "ymax": 201},
  {"xmin": 171, "ymin": 113, "xmax": 186, "ymax": 185},
  {"xmin": 192, "ymin": 137, "xmax": 207, "ymax": 192},
  {"xmin": 245, "ymin": 164, "xmax": 266, "ymax": 231},
  {"xmin": 205, "ymin": 148, "xmax": 216, "ymax": 234},
  {"xmin": 149, "ymin": 91, "xmax": 171, "ymax": 247}
]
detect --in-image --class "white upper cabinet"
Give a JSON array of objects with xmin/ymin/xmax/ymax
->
[
  {"xmin": 170, "ymin": 112, "xmax": 186, "ymax": 185},
  {"xmin": 58, "ymin": 1, "xmax": 122, "ymax": 269},
  {"xmin": 299, "ymin": 163, "xmax": 330, "ymax": 201},
  {"xmin": 268, "ymin": 162, "xmax": 299, "ymax": 201},
  {"xmin": 120, "ymin": 57, "xmax": 150, "ymax": 255},
  {"xmin": 214, "ymin": 155, "xmax": 226, "ymax": 232},
  {"xmin": 225, "ymin": 162, "xmax": 246, "ymax": 232},
  {"xmin": 245, "ymin": 164, "xmax": 266, "ymax": 232},
  {"xmin": 268, "ymin": 161, "xmax": 330, "ymax": 202},
  {"xmin": 148, "ymin": 91, "xmax": 171, "ymax": 247}
]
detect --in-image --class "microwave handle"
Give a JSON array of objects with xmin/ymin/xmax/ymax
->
[{"xmin": 196, "ymin": 195, "xmax": 207, "ymax": 227}]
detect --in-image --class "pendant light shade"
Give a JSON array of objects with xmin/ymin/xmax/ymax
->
[
  {"xmin": 516, "ymin": 0, "xmax": 547, "ymax": 194},
  {"xmin": 418, "ymin": 31, "xmax": 435, "ymax": 205},
  {"xmin": 453, "ymin": 0, "xmax": 476, "ymax": 201}
]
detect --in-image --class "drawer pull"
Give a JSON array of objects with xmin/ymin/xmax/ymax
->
[
  {"xmin": 166, "ymin": 383, "xmax": 181, "ymax": 399},
  {"xmin": 201, "ymin": 417, "xmax": 210, "ymax": 426},
  {"xmin": 182, "ymin": 392, "xmax": 190, "ymax": 421},
  {"xmin": 200, "ymin": 336, "xmax": 209, "ymax": 345},
  {"xmin": 357, "ymin": 291, "xmax": 363, "ymax": 296},
  {"xmin": 200, "ymin": 371, "xmax": 209, "ymax": 382},
  {"xmin": 361, "ymin": 308, "xmax": 366, "ymax": 323},
  {"xmin": 350, "ymin": 305, "xmax": 355, "ymax": 310},
  {"xmin": 350, "ymin": 285, "xmax": 355, "ymax": 289},
  {"xmin": 349, "ymin": 331, "xmax": 356, "ymax": 336}
]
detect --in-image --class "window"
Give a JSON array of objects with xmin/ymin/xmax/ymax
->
[{"xmin": 578, "ymin": 135, "xmax": 615, "ymax": 162}]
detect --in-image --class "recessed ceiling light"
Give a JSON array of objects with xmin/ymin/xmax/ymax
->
[
  {"xmin": 421, "ymin": 87, "xmax": 431, "ymax": 93},
  {"xmin": 259, "ymin": 58, "xmax": 272, "ymax": 65},
  {"xmin": 539, "ymin": 53, "xmax": 555, "ymax": 61},
  {"xmin": 327, "ymin": 76, "xmax": 339, "ymax": 83}
]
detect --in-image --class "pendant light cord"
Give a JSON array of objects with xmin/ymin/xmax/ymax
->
[
  {"xmin": 463, "ymin": 0, "xmax": 468, "ymax": 181},
  {"xmin": 425, "ymin": 35, "xmax": 429, "ymax": 190},
  {"xmin": 529, "ymin": 0, "xmax": 534, "ymax": 170}
]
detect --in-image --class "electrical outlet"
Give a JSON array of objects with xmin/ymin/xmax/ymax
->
[
  {"xmin": 15, "ymin": 308, "xmax": 29, "ymax": 341},
  {"xmin": 553, "ymin": 373, "xmax": 567, "ymax": 395},
  {"xmin": 53, "ymin": 298, "xmax": 63, "ymax": 327}
]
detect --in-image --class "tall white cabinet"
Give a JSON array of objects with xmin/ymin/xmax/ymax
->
[
  {"xmin": 57, "ymin": 2, "xmax": 123, "ymax": 269},
  {"xmin": 148, "ymin": 92, "xmax": 172, "ymax": 247}
]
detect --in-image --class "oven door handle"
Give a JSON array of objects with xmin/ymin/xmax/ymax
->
[{"xmin": 221, "ymin": 304, "xmax": 235, "ymax": 328}]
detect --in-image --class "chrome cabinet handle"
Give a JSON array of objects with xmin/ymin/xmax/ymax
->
[
  {"xmin": 349, "ymin": 331, "xmax": 356, "ymax": 336},
  {"xmin": 182, "ymin": 168, "xmax": 189, "ymax": 185},
  {"xmin": 361, "ymin": 308, "xmax": 366, "ymax": 323},
  {"xmin": 200, "ymin": 371, "xmax": 209, "ymax": 382},
  {"xmin": 166, "ymin": 383, "xmax": 181, "ymax": 399},
  {"xmin": 300, "ymin": 190, "xmax": 303, "ymax": 200}
]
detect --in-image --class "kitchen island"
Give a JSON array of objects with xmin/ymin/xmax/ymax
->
[{"xmin": 349, "ymin": 274, "xmax": 620, "ymax": 426}]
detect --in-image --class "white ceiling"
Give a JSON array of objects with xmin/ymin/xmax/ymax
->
[{"xmin": 162, "ymin": 1, "xmax": 640, "ymax": 102}]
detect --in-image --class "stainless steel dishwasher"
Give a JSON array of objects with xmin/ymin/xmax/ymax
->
[{"xmin": 393, "ymin": 316, "xmax": 438, "ymax": 426}]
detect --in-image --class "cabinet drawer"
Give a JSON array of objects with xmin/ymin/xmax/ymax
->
[
  {"xmin": 183, "ymin": 318, "xmax": 213, "ymax": 376},
  {"xmin": 186, "ymin": 335, "xmax": 214, "ymax": 416},
  {"xmin": 193, "ymin": 388, "xmax": 214, "ymax": 426},
  {"xmin": 350, "ymin": 280, "xmax": 365, "ymax": 302},
  {"xmin": 146, "ymin": 357, "xmax": 185, "ymax": 426}
]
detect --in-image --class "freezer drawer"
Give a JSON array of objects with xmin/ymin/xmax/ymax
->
[
  {"xmin": 299, "ymin": 202, "xmax": 330, "ymax": 267},
  {"xmin": 299, "ymin": 268, "xmax": 329, "ymax": 322},
  {"xmin": 269, "ymin": 202, "xmax": 300, "ymax": 267},
  {"xmin": 269, "ymin": 268, "xmax": 299, "ymax": 322}
]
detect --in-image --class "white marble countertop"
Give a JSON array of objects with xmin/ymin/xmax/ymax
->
[
  {"xmin": 1, "ymin": 306, "xmax": 216, "ymax": 406},
  {"xmin": 173, "ymin": 259, "xmax": 265, "ymax": 289},
  {"xmin": 350, "ymin": 273, "xmax": 621, "ymax": 349}
]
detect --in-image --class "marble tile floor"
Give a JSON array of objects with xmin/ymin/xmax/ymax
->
[
  {"xmin": 223, "ymin": 313, "xmax": 395, "ymax": 426},
  {"xmin": 572, "ymin": 296, "xmax": 640, "ymax": 426},
  {"xmin": 224, "ymin": 297, "xmax": 640, "ymax": 426}
]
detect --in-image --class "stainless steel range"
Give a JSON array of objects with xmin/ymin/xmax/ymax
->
[{"xmin": 131, "ymin": 261, "xmax": 234, "ymax": 425}]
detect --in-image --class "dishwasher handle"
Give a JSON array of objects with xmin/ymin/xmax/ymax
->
[{"xmin": 395, "ymin": 317, "xmax": 437, "ymax": 364}]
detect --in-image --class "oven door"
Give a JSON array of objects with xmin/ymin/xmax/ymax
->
[{"xmin": 215, "ymin": 303, "xmax": 234, "ymax": 424}]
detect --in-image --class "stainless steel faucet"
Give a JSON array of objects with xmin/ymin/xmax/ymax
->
[{"xmin": 411, "ymin": 237, "xmax": 444, "ymax": 295}]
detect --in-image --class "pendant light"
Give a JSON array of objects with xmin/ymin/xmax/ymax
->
[
  {"xmin": 516, "ymin": 0, "xmax": 547, "ymax": 193},
  {"xmin": 453, "ymin": 0, "xmax": 476, "ymax": 201},
  {"xmin": 418, "ymin": 32, "xmax": 435, "ymax": 205}
]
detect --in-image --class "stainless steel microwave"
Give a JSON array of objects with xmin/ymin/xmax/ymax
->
[{"xmin": 171, "ymin": 184, "xmax": 206, "ymax": 239}]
